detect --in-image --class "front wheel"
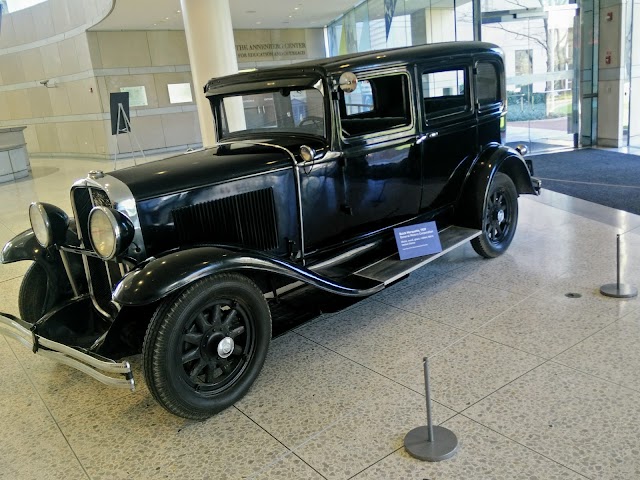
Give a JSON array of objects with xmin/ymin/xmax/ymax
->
[
  {"xmin": 142, "ymin": 273, "xmax": 271, "ymax": 420},
  {"xmin": 19, "ymin": 262, "xmax": 57, "ymax": 324},
  {"xmin": 471, "ymin": 172, "xmax": 519, "ymax": 258}
]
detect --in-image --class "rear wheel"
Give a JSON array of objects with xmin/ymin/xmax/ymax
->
[
  {"xmin": 19, "ymin": 262, "xmax": 56, "ymax": 324},
  {"xmin": 471, "ymin": 172, "xmax": 519, "ymax": 258},
  {"xmin": 142, "ymin": 273, "xmax": 271, "ymax": 420}
]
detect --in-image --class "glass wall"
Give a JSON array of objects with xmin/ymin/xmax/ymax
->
[
  {"xmin": 326, "ymin": 0, "xmax": 582, "ymax": 153},
  {"xmin": 627, "ymin": 0, "xmax": 640, "ymax": 147}
]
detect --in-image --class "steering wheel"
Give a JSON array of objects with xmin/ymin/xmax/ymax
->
[{"xmin": 299, "ymin": 116, "xmax": 324, "ymax": 129}]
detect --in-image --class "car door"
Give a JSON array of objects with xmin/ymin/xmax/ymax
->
[
  {"xmin": 336, "ymin": 69, "xmax": 422, "ymax": 241},
  {"xmin": 418, "ymin": 61, "xmax": 478, "ymax": 211}
]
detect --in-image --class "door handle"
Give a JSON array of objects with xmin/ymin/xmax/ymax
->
[
  {"xmin": 416, "ymin": 134, "xmax": 427, "ymax": 145},
  {"xmin": 427, "ymin": 131, "xmax": 439, "ymax": 138}
]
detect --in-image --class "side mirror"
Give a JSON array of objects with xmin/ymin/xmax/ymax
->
[{"xmin": 338, "ymin": 72, "xmax": 358, "ymax": 93}]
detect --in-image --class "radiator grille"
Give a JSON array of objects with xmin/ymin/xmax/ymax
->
[
  {"xmin": 71, "ymin": 186, "xmax": 118, "ymax": 315},
  {"xmin": 172, "ymin": 188, "xmax": 279, "ymax": 251}
]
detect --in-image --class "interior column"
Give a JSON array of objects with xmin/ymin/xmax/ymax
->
[{"xmin": 180, "ymin": 0, "xmax": 239, "ymax": 147}]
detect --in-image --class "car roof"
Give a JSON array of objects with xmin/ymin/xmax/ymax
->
[{"xmin": 205, "ymin": 41, "xmax": 502, "ymax": 95}]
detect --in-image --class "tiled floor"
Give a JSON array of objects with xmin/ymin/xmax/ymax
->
[{"xmin": 2, "ymin": 155, "xmax": 640, "ymax": 479}]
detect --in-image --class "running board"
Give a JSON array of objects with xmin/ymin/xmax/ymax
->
[{"xmin": 352, "ymin": 226, "xmax": 481, "ymax": 285}]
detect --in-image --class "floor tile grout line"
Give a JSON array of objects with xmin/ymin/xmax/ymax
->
[
  {"xmin": 2, "ymin": 337, "xmax": 93, "ymax": 480},
  {"xmin": 457, "ymin": 413, "xmax": 593, "ymax": 480},
  {"xmin": 291, "ymin": 330, "xmax": 464, "ymax": 416},
  {"xmin": 234, "ymin": 404, "xmax": 330, "ymax": 480},
  {"xmin": 345, "ymin": 445, "xmax": 404, "ymax": 480}
]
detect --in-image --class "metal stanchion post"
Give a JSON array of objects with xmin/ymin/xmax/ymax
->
[
  {"xmin": 601, "ymin": 234, "xmax": 637, "ymax": 298},
  {"xmin": 404, "ymin": 357, "xmax": 458, "ymax": 462}
]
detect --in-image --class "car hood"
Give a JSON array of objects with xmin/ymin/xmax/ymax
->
[{"xmin": 108, "ymin": 142, "xmax": 296, "ymax": 201}]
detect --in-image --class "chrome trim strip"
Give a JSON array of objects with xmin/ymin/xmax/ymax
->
[{"xmin": 0, "ymin": 313, "xmax": 135, "ymax": 390}]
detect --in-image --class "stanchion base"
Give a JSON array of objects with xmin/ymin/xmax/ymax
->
[
  {"xmin": 404, "ymin": 425, "xmax": 458, "ymax": 462},
  {"xmin": 600, "ymin": 283, "xmax": 638, "ymax": 299}
]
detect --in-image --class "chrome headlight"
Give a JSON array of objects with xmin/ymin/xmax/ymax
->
[
  {"xmin": 88, "ymin": 207, "xmax": 134, "ymax": 260},
  {"xmin": 29, "ymin": 202, "xmax": 69, "ymax": 248}
]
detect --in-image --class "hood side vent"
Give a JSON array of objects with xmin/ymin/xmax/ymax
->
[{"xmin": 172, "ymin": 188, "xmax": 279, "ymax": 251}]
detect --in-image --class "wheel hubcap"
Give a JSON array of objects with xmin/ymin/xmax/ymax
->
[{"xmin": 217, "ymin": 337, "xmax": 235, "ymax": 359}]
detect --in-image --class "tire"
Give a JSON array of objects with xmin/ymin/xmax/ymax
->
[
  {"xmin": 142, "ymin": 273, "xmax": 271, "ymax": 420},
  {"xmin": 19, "ymin": 262, "xmax": 55, "ymax": 324},
  {"xmin": 471, "ymin": 172, "xmax": 519, "ymax": 258}
]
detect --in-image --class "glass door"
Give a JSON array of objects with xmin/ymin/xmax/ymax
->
[{"xmin": 481, "ymin": 3, "xmax": 579, "ymax": 153}]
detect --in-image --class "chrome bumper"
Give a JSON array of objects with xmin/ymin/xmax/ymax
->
[{"xmin": 0, "ymin": 312, "xmax": 135, "ymax": 390}]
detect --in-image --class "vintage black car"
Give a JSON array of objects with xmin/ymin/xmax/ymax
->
[{"xmin": 0, "ymin": 42, "xmax": 539, "ymax": 419}]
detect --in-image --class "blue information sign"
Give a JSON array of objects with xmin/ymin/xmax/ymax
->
[{"xmin": 394, "ymin": 221, "xmax": 442, "ymax": 260}]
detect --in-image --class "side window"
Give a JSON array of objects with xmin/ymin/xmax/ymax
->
[
  {"xmin": 422, "ymin": 69, "xmax": 468, "ymax": 119},
  {"xmin": 476, "ymin": 62, "xmax": 501, "ymax": 107},
  {"xmin": 344, "ymin": 80, "xmax": 374, "ymax": 115},
  {"xmin": 340, "ymin": 73, "xmax": 412, "ymax": 137}
]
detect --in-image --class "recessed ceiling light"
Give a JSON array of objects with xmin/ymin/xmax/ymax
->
[
  {"xmin": 294, "ymin": 7, "xmax": 299, "ymax": 10},
  {"xmin": 165, "ymin": 17, "xmax": 169, "ymax": 20},
  {"xmin": 289, "ymin": 15, "xmax": 293, "ymax": 18},
  {"xmin": 176, "ymin": 10, "xmax": 181, "ymax": 13},
  {"xmin": 256, "ymin": 21, "xmax": 262, "ymax": 24}
]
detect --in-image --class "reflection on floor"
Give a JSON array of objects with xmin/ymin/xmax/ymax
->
[{"xmin": 2, "ymin": 156, "xmax": 640, "ymax": 479}]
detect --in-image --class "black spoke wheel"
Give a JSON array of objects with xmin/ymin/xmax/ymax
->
[
  {"xmin": 471, "ymin": 172, "xmax": 518, "ymax": 258},
  {"xmin": 143, "ymin": 273, "xmax": 271, "ymax": 420},
  {"xmin": 19, "ymin": 262, "xmax": 56, "ymax": 324}
]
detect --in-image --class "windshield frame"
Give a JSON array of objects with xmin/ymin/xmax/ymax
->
[{"xmin": 211, "ymin": 76, "xmax": 330, "ymax": 142}]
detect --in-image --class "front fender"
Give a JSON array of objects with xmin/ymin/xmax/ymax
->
[
  {"xmin": 1, "ymin": 229, "xmax": 43, "ymax": 264},
  {"xmin": 113, "ymin": 246, "xmax": 384, "ymax": 306}
]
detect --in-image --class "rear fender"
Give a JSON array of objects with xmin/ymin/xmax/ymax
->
[
  {"xmin": 455, "ymin": 144, "xmax": 537, "ymax": 228},
  {"xmin": 113, "ymin": 246, "xmax": 383, "ymax": 306}
]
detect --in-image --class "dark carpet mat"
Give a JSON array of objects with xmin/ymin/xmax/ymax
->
[{"xmin": 529, "ymin": 149, "xmax": 640, "ymax": 215}]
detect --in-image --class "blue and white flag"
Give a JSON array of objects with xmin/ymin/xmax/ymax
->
[{"xmin": 384, "ymin": 0, "xmax": 398, "ymax": 41}]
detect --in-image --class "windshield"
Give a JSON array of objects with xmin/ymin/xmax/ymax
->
[{"xmin": 219, "ymin": 87, "xmax": 326, "ymax": 138}]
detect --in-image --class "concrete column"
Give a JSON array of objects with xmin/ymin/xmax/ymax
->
[
  {"xmin": 180, "ymin": 0, "xmax": 238, "ymax": 147},
  {"xmin": 596, "ymin": 0, "xmax": 628, "ymax": 147}
]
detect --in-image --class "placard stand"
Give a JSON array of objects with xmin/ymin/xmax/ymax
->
[
  {"xmin": 113, "ymin": 103, "xmax": 145, "ymax": 171},
  {"xmin": 600, "ymin": 234, "xmax": 637, "ymax": 298},
  {"xmin": 404, "ymin": 357, "xmax": 458, "ymax": 462}
]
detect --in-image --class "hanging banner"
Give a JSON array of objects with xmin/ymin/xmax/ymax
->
[{"xmin": 384, "ymin": 0, "xmax": 398, "ymax": 40}]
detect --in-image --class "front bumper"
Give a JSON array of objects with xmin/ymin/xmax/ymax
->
[{"xmin": 0, "ymin": 312, "xmax": 135, "ymax": 390}]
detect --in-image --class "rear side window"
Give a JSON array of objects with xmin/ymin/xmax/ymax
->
[
  {"xmin": 422, "ymin": 69, "xmax": 468, "ymax": 119},
  {"xmin": 340, "ymin": 73, "xmax": 412, "ymax": 137},
  {"xmin": 476, "ymin": 62, "xmax": 501, "ymax": 107}
]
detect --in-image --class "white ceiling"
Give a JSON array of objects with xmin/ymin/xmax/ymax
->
[{"xmin": 91, "ymin": 0, "xmax": 361, "ymax": 31}]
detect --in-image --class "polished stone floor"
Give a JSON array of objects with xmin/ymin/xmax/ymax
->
[{"xmin": 2, "ymin": 155, "xmax": 640, "ymax": 479}]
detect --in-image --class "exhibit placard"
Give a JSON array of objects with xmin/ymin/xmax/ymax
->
[{"xmin": 394, "ymin": 221, "xmax": 442, "ymax": 260}]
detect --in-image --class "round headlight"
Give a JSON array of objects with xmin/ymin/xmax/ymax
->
[
  {"xmin": 88, "ymin": 207, "xmax": 134, "ymax": 260},
  {"xmin": 29, "ymin": 202, "xmax": 52, "ymax": 247}
]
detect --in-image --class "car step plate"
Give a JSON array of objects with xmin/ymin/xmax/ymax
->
[{"xmin": 353, "ymin": 226, "xmax": 481, "ymax": 285}]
